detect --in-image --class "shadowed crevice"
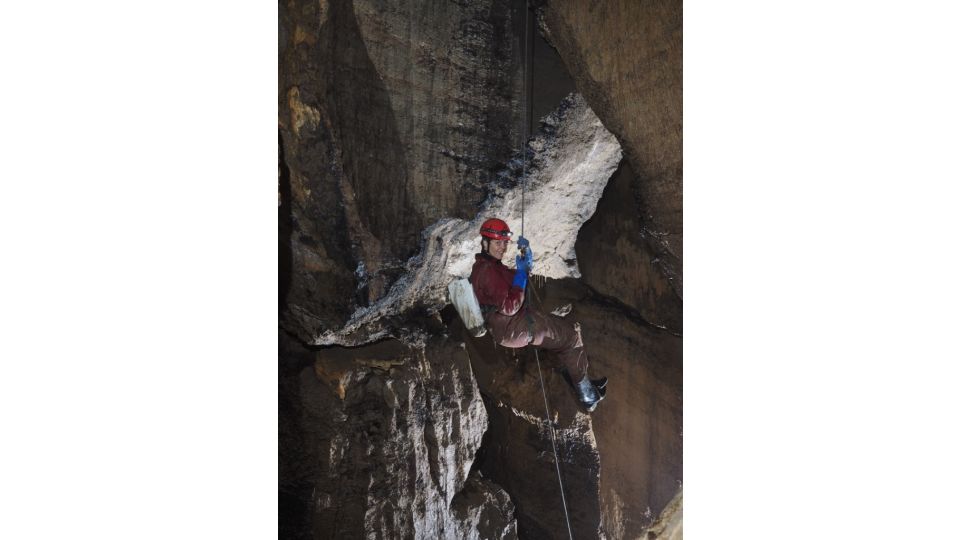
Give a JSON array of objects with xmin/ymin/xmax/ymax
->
[{"xmin": 279, "ymin": 130, "xmax": 294, "ymax": 313}]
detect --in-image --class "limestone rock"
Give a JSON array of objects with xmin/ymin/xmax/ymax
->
[
  {"xmin": 279, "ymin": 0, "xmax": 525, "ymax": 342},
  {"xmin": 539, "ymin": 0, "xmax": 684, "ymax": 299},
  {"xmin": 279, "ymin": 2, "xmax": 684, "ymax": 538},
  {"xmin": 449, "ymin": 276, "xmax": 682, "ymax": 539},
  {"xmin": 637, "ymin": 489, "xmax": 683, "ymax": 540},
  {"xmin": 312, "ymin": 94, "xmax": 621, "ymax": 347},
  {"xmin": 281, "ymin": 334, "xmax": 517, "ymax": 538},
  {"xmin": 576, "ymin": 161, "xmax": 682, "ymax": 332},
  {"xmin": 450, "ymin": 474, "xmax": 519, "ymax": 540}
]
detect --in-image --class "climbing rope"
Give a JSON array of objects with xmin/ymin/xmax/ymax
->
[
  {"xmin": 535, "ymin": 350, "xmax": 575, "ymax": 540},
  {"xmin": 520, "ymin": 0, "xmax": 530, "ymax": 239},
  {"xmin": 519, "ymin": 3, "xmax": 574, "ymax": 539}
]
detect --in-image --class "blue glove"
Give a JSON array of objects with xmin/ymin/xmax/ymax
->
[
  {"xmin": 511, "ymin": 266, "xmax": 528, "ymax": 289},
  {"xmin": 512, "ymin": 237, "xmax": 533, "ymax": 289},
  {"xmin": 516, "ymin": 236, "xmax": 534, "ymax": 270}
]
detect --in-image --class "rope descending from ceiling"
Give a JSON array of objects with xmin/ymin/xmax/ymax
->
[{"xmin": 518, "ymin": 2, "xmax": 574, "ymax": 538}]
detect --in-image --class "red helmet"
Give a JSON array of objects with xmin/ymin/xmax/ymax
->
[{"xmin": 479, "ymin": 218, "xmax": 512, "ymax": 241}]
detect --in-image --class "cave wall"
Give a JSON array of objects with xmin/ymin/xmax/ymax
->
[
  {"xmin": 542, "ymin": 282, "xmax": 683, "ymax": 539},
  {"xmin": 453, "ymin": 301, "xmax": 603, "ymax": 538},
  {"xmin": 279, "ymin": 0, "xmax": 525, "ymax": 342},
  {"xmin": 453, "ymin": 277, "xmax": 682, "ymax": 539},
  {"xmin": 280, "ymin": 332, "xmax": 518, "ymax": 539},
  {"xmin": 576, "ymin": 160, "xmax": 683, "ymax": 331},
  {"xmin": 279, "ymin": 1, "xmax": 683, "ymax": 538},
  {"xmin": 538, "ymin": 0, "xmax": 684, "ymax": 306}
]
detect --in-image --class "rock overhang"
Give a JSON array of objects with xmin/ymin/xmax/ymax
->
[{"xmin": 311, "ymin": 94, "xmax": 622, "ymax": 346}]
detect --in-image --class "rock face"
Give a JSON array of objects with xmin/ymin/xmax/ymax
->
[
  {"xmin": 639, "ymin": 489, "xmax": 683, "ymax": 540},
  {"xmin": 576, "ymin": 160, "xmax": 683, "ymax": 332},
  {"xmin": 538, "ymin": 0, "xmax": 684, "ymax": 320},
  {"xmin": 279, "ymin": 0, "xmax": 525, "ymax": 341},
  {"xmin": 280, "ymin": 332, "xmax": 517, "ymax": 539},
  {"xmin": 279, "ymin": 1, "xmax": 683, "ymax": 538},
  {"xmin": 308, "ymin": 94, "xmax": 621, "ymax": 347},
  {"xmin": 555, "ymin": 285, "xmax": 682, "ymax": 539},
  {"xmin": 451, "ymin": 475, "xmax": 520, "ymax": 540},
  {"xmin": 452, "ymin": 276, "xmax": 682, "ymax": 539}
]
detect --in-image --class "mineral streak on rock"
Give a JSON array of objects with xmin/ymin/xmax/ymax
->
[
  {"xmin": 312, "ymin": 94, "xmax": 621, "ymax": 347},
  {"xmin": 349, "ymin": 0, "xmax": 523, "ymax": 223},
  {"xmin": 285, "ymin": 335, "xmax": 517, "ymax": 539}
]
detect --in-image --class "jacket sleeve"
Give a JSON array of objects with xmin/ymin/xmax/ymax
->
[{"xmin": 472, "ymin": 263, "xmax": 525, "ymax": 316}]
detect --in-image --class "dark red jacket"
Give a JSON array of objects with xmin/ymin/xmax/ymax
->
[{"xmin": 469, "ymin": 253, "xmax": 525, "ymax": 317}]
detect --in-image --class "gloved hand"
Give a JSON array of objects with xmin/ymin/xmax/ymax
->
[
  {"xmin": 511, "ymin": 266, "xmax": 528, "ymax": 289},
  {"xmin": 516, "ymin": 236, "xmax": 533, "ymax": 272},
  {"xmin": 515, "ymin": 253, "xmax": 532, "ymax": 275},
  {"xmin": 517, "ymin": 235, "xmax": 530, "ymax": 252}
]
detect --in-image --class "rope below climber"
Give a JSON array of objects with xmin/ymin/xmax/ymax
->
[{"xmin": 468, "ymin": 218, "xmax": 608, "ymax": 411}]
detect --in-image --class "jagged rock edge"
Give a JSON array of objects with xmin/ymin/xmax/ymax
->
[{"xmin": 313, "ymin": 94, "xmax": 622, "ymax": 347}]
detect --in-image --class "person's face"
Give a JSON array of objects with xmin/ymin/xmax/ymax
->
[{"xmin": 487, "ymin": 238, "xmax": 509, "ymax": 260}]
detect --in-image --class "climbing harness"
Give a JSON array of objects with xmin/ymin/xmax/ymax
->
[{"xmin": 518, "ymin": 3, "xmax": 574, "ymax": 539}]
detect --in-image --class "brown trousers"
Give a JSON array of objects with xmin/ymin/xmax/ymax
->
[{"xmin": 486, "ymin": 308, "xmax": 589, "ymax": 381}]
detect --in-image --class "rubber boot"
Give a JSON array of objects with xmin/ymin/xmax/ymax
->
[{"xmin": 576, "ymin": 376, "xmax": 605, "ymax": 412}]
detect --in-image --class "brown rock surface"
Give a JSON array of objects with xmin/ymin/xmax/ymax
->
[
  {"xmin": 577, "ymin": 160, "xmax": 683, "ymax": 331},
  {"xmin": 539, "ymin": 0, "xmax": 683, "ymax": 299},
  {"xmin": 449, "ymin": 277, "xmax": 682, "ymax": 539},
  {"xmin": 638, "ymin": 488, "xmax": 683, "ymax": 540},
  {"xmin": 279, "ymin": 1, "xmax": 683, "ymax": 537},
  {"xmin": 308, "ymin": 95, "xmax": 622, "ymax": 347},
  {"xmin": 279, "ymin": 0, "xmax": 525, "ymax": 341}
]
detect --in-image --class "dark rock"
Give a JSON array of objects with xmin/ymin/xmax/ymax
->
[
  {"xmin": 539, "ymin": 0, "xmax": 684, "ymax": 296},
  {"xmin": 454, "ymin": 276, "xmax": 682, "ymax": 539},
  {"xmin": 280, "ymin": 0, "xmax": 526, "ymax": 343},
  {"xmin": 279, "ymin": 1, "xmax": 683, "ymax": 537},
  {"xmin": 577, "ymin": 160, "xmax": 683, "ymax": 332},
  {"xmin": 280, "ymin": 332, "xmax": 517, "ymax": 538}
]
